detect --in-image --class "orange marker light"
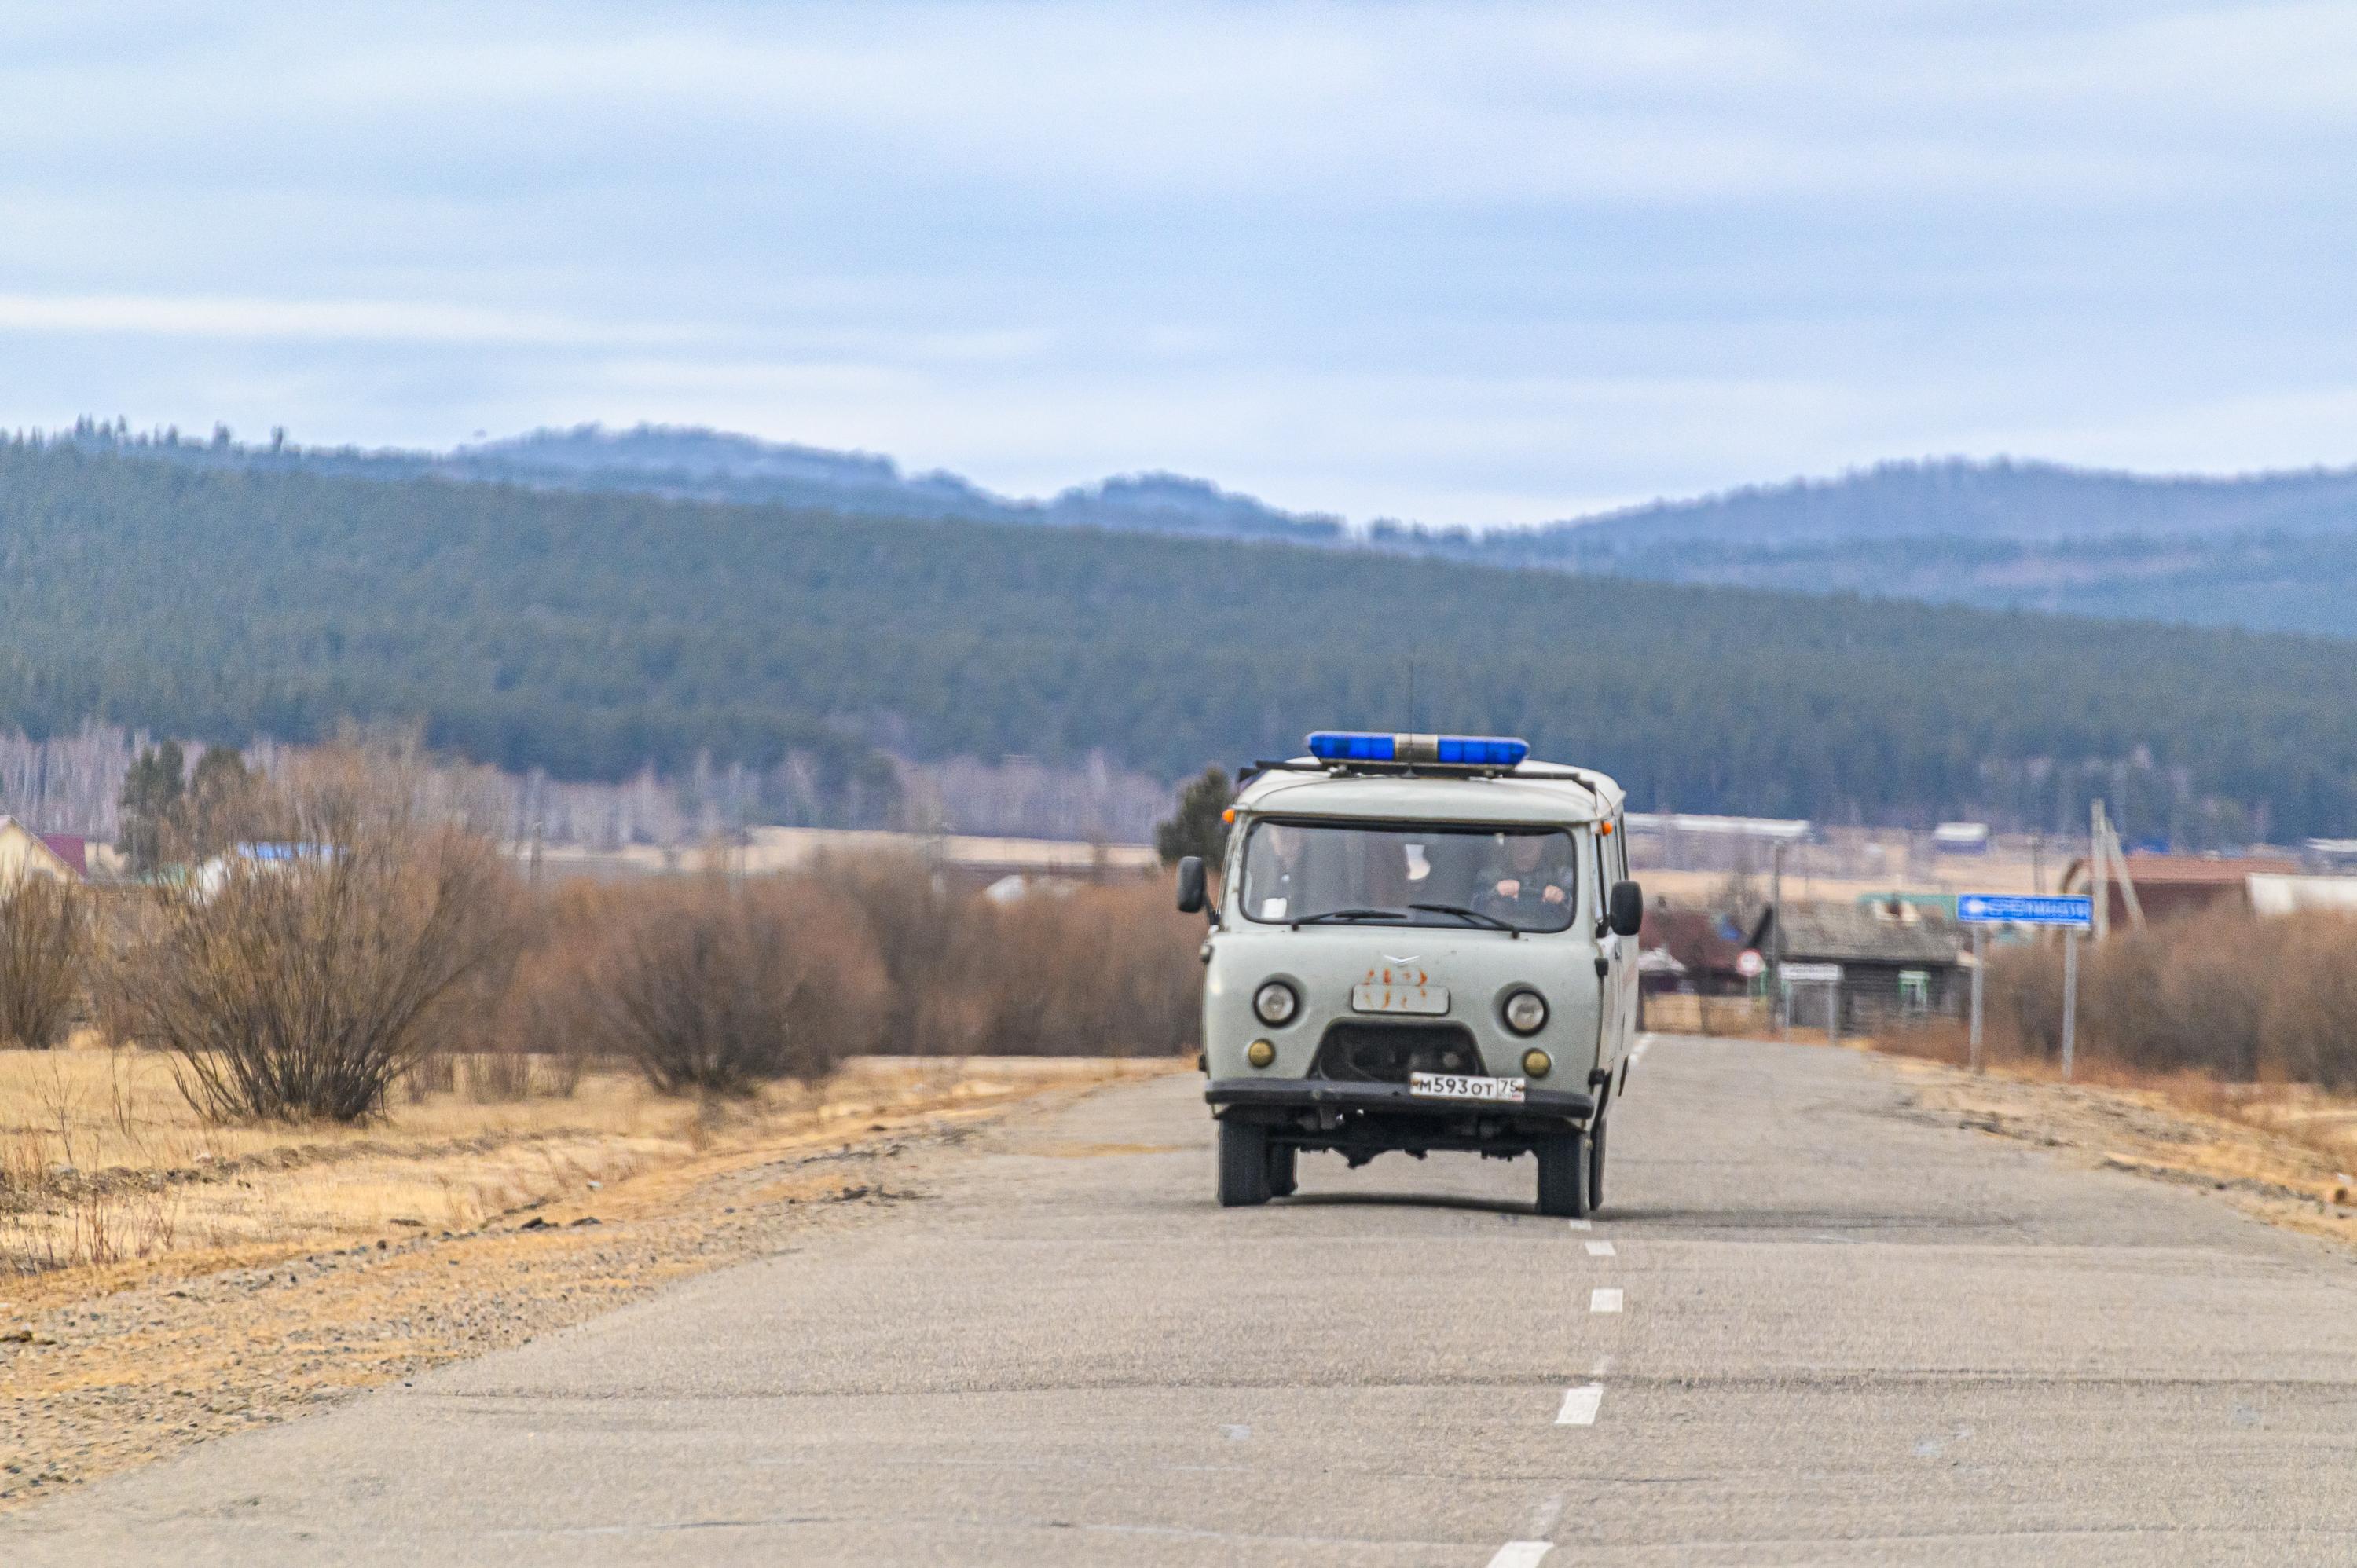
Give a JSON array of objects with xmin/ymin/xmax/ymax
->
[
  {"xmin": 1222, "ymin": 808, "xmax": 1236, "ymax": 823},
  {"xmin": 1598, "ymin": 821, "xmax": 1615, "ymax": 836}
]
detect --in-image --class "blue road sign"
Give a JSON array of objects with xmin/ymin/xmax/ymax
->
[{"xmin": 1956, "ymin": 893, "xmax": 2093, "ymax": 929}]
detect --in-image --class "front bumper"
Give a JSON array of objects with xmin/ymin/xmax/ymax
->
[{"xmin": 1205, "ymin": 1076, "xmax": 1594, "ymax": 1154}]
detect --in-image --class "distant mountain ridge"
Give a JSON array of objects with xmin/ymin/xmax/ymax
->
[
  {"xmin": 45, "ymin": 417, "xmax": 2357, "ymax": 638},
  {"xmin": 454, "ymin": 425, "xmax": 1350, "ymax": 544},
  {"xmin": 1549, "ymin": 457, "xmax": 2357, "ymax": 544},
  {"xmin": 449, "ymin": 427, "xmax": 2357, "ymax": 551}
]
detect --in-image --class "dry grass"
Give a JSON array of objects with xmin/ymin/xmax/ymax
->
[
  {"xmin": 0, "ymin": 1044, "xmax": 1174, "ymax": 1278},
  {"xmin": 1640, "ymin": 993, "xmax": 1771, "ymax": 1038},
  {"xmin": 1872, "ymin": 1013, "xmax": 2357, "ymax": 1219}
]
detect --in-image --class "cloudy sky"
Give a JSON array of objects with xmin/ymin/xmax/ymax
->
[{"xmin": 4, "ymin": 2, "xmax": 2354, "ymax": 524}]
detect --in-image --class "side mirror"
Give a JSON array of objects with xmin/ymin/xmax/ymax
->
[
  {"xmin": 1175, "ymin": 856, "xmax": 1208, "ymax": 914},
  {"xmin": 1607, "ymin": 879, "xmax": 1644, "ymax": 938}
]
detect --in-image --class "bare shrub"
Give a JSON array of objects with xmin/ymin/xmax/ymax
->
[
  {"xmin": 800, "ymin": 852, "xmax": 959, "ymax": 1051},
  {"xmin": 0, "ymin": 877, "xmax": 89, "ymax": 1050},
  {"xmin": 1982, "ymin": 910, "xmax": 2357, "ymax": 1087},
  {"xmin": 466, "ymin": 1050, "xmax": 535, "ymax": 1102},
  {"xmin": 502, "ymin": 859, "xmax": 1200, "ymax": 1083},
  {"xmin": 919, "ymin": 881, "xmax": 1203, "ymax": 1056},
  {"xmin": 402, "ymin": 1050, "xmax": 458, "ymax": 1102},
  {"xmin": 2260, "ymin": 915, "xmax": 2357, "ymax": 1090},
  {"xmin": 107, "ymin": 823, "xmax": 524, "ymax": 1123},
  {"xmin": 570, "ymin": 877, "xmax": 886, "ymax": 1095}
]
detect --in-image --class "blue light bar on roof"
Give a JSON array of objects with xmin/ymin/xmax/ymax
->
[
  {"xmin": 1307, "ymin": 731, "xmax": 1529, "ymax": 768},
  {"xmin": 1307, "ymin": 731, "xmax": 1397, "ymax": 763},
  {"xmin": 1435, "ymin": 735, "xmax": 1529, "ymax": 767}
]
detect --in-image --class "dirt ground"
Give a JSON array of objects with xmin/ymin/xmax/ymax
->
[
  {"xmin": 1870, "ymin": 1042, "xmax": 2357, "ymax": 1251},
  {"xmin": 0, "ymin": 1055, "xmax": 1178, "ymax": 1512}
]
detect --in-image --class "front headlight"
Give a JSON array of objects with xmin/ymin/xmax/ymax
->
[
  {"xmin": 1253, "ymin": 980, "xmax": 1300, "ymax": 1027},
  {"xmin": 1503, "ymin": 989, "xmax": 1548, "ymax": 1035}
]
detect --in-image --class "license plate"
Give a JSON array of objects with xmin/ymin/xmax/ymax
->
[
  {"xmin": 1352, "ymin": 983, "xmax": 1450, "ymax": 1015},
  {"xmin": 1409, "ymin": 1072, "xmax": 1526, "ymax": 1104}
]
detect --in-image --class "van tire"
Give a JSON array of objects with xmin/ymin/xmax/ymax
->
[
  {"xmin": 1266, "ymin": 1142, "xmax": 1298, "ymax": 1198},
  {"xmin": 1535, "ymin": 1131, "xmax": 1587, "ymax": 1218},
  {"xmin": 1218, "ymin": 1119, "xmax": 1272, "ymax": 1207},
  {"xmin": 1585, "ymin": 1115, "xmax": 1607, "ymax": 1215}
]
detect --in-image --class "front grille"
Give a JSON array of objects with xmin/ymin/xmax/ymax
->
[{"xmin": 1311, "ymin": 1021, "xmax": 1485, "ymax": 1083}]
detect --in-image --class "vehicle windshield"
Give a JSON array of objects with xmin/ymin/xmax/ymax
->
[{"xmin": 1238, "ymin": 819, "xmax": 1581, "ymax": 932}]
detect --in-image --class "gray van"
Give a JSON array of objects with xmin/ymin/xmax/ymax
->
[{"xmin": 1176, "ymin": 732, "xmax": 1642, "ymax": 1217}]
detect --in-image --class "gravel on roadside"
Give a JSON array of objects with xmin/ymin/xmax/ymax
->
[{"xmin": 0, "ymin": 1079, "xmax": 1117, "ymax": 1511}]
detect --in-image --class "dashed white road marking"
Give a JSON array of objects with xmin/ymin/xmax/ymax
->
[
  {"xmin": 1487, "ymin": 1543, "xmax": 1554, "ymax": 1568},
  {"xmin": 1584, "ymin": 1240, "xmax": 1615, "ymax": 1257},
  {"xmin": 1591, "ymin": 1287, "xmax": 1624, "ymax": 1313},
  {"xmin": 1556, "ymin": 1383, "xmax": 1604, "ymax": 1426},
  {"xmin": 1565, "ymin": 1218, "xmax": 1592, "ymax": 1231}
]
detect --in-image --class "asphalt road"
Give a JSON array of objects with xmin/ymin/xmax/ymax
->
[{"xmin": 12, "ymin": 1034, "xmax": 2357, "ymax": 1566}]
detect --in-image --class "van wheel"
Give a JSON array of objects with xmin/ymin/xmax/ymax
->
[
  {"xmin": 1535, "ymin": 1131, "xmax": 1587, "ymax": 1218},
  {"xmin": 1266, "ymin": 1142, "xmax": 1298, "ymax": 1198},
  {"xmin": 1586, "ymin": 1116, "xmax": 1607, "ymax": 1215},
  {"xmin": 1218, "ymin": 1119, "xmax": 1272, "ymax": 1207}
]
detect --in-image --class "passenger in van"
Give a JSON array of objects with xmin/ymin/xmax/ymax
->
[
  {"xmin": 1475, "ymin": 833, "xmax": 1574, "ymax": 917},
  {"xmin": 1247, "ymin": 824, "xmax": 1309, "ymax": 919}
]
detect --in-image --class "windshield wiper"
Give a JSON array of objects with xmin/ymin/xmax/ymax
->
[
  {"xmin": 1293, "ymin": 907, "xmax": 1407, "ymax": 927},
  {"xmin": 1409, "ymin": 902, "xmax": 1519, "ymax": 934}
]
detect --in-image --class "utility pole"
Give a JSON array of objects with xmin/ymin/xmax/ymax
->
[
  {"xmin": 2090, "ymin": 800, "xmax": 2108, "ymax": 946},
  {"xmin": 1769, "ymin": 839, "xmax": 1786, "ymax": 1036},
  {"xmin": 2061, "ymin": 929, "xmax": 2080, "ymax": 1080},
  {"xmin": 1968, "ymin": 925, "xmax": 1986, "ymax": 1073}
]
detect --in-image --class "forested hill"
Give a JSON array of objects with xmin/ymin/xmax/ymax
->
[
  {"xmin": 4, "ymin": 438, "xmax": 2356, "ymax": 841},
  {"xmin": 66, "ymin": 421, "xmax": 2357, "ymax": 639}
]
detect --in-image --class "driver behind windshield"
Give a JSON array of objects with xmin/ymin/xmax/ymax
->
[{"xmin": 1474, "ymin": 833, "xmax": 1576, "ymax": 926}]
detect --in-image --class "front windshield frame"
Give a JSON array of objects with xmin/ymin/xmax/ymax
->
[{"xmin": 1234, "ymin": 815, "xmax": 1585, "ymax": 934}]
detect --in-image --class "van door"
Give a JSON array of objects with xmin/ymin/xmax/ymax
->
[
  {"xmin": 1610, "ymin": 815, "xmax": 1638, "ymax": 1066},
  {"xmin": 1589, "ymin": 826, "xmax": 1622, "ymax": 1075}
]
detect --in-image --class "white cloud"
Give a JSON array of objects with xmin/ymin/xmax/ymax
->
[
  {"xmin": 2, "ymin": 1, "xmax": 2355, "ymax": 520},
  {"xmin": 0, "ymin": 291, "xmax": 702, "ymax": 346}
]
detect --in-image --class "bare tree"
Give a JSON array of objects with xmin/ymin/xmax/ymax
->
[
  {"xmin": 0, "ymin": 877, "xmax": 89, "ymax": 1050},
  {"xmin": 107, "ymin": 793, "xmax": 523, "ymax": 1123}
]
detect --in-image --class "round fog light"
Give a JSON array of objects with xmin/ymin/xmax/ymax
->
[
  {"xmin": 1503, "ymin": 989, "xmax": 1549, "ymax": 1035},
  {"xmin": 1246, "ymin": 1039, "xmax": 1277, "ymax": 1069},
  {"xmin": 1522, "ymin": 1047, "xmax": 1552, "ymax": 1079},
  {"xmin": 1252, "ymin": 980, "xmax": 1299, "ymax": 1027}
]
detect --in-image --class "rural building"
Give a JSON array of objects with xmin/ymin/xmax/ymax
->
[
  {"xmin": 1639, "ymin": 905, "xmax": 1754, "ymax": 996},
  {"xmin": 38, "ymin": 833, "xmax": 89, "ymax": 876},
  {"xmin": 2246, "ymin": 874, "xmax": 2357, "ymax": 917},
  {"xmin": 1747, "ymin": 899, "xmax": 1968, "ymax": 1030},
  {"xmin": 0, "ymin": 816, "xmax": 83, "ymax": 887},
  {"xmin": 2058, "ymin": 852, "xmax": 2300, "ymax": 927}
]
